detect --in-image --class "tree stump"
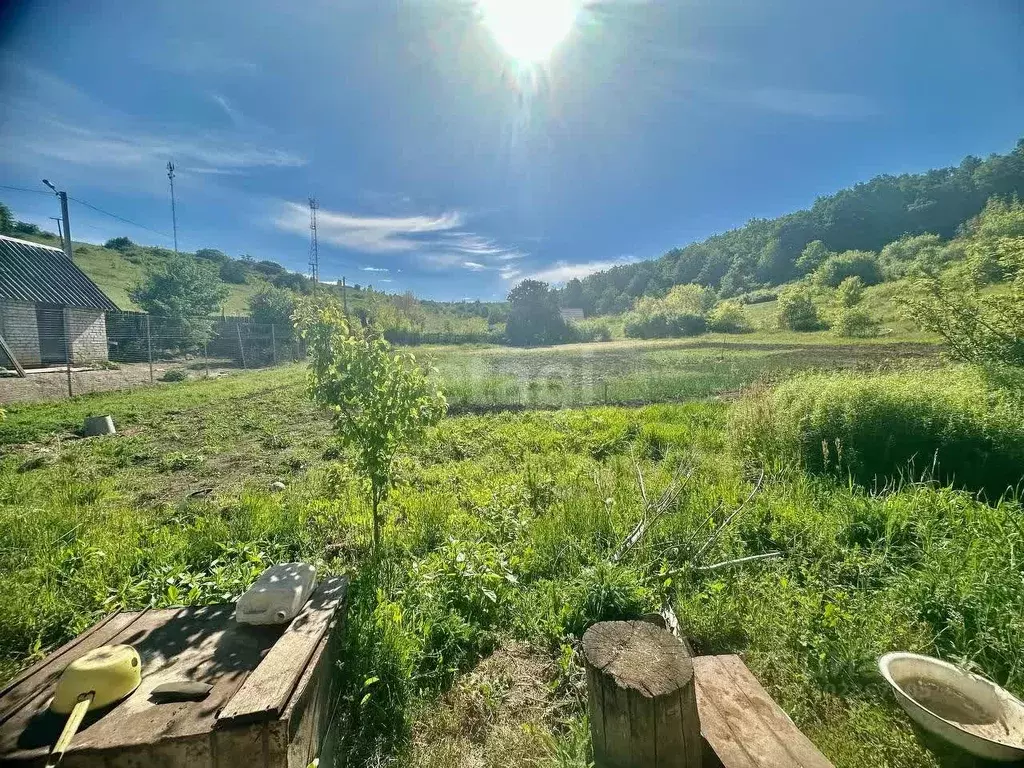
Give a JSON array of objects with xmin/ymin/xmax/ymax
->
[{"xmin": 583, "ymin": 620, "xmax": 702, "ymax": 768}]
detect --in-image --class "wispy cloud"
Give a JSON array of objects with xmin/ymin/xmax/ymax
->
[
  {"xmin": 275, "ymin": 203, "xmax": 463, "ymax": 252},
  {"xmin": 521, "ymin": 258, "xmax": 638, "ymax": 283},
  {"xmin": 361, "ymin": 266, "xmax": 390, "ymax": 272},
  {"xmin": 159, "ymin": 41, "xmax": 259, "ymax": 76},
  {"xmin": 739, "ymin": 88, "xmax": 878, "ymax": 120},
  {"xmin": 210, "ymin": 93, "xmax": 244, "ymax": 126},
  {"xmin": 273, "ymin": 201, "xmax": 526, "ymax": 270},
  {"xmin": 18, "ymin": 122, "xmax": 305, "ymax": 172},
  {"xmin": 2, "ymin": 65, "xmax": 304, "ymax": 183}
]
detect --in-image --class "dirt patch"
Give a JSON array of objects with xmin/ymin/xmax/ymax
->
[{"xmin": 409, "ymin": 643, "xmax": 567, "ymax": 768}]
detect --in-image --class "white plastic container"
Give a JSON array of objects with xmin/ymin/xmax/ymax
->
[{"xmin": 235, "ymin": 563, "xmax": 317, "ymax": 625}]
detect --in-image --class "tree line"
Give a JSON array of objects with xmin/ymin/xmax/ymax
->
[{"xmin": 558, "ymin": 138, "xmax": 1024, "ymax": 314}]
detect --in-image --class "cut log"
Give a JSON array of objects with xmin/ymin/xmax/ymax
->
[{"xmin": 583, "ymin": 620, "xmax": 702, "ymax": 768}]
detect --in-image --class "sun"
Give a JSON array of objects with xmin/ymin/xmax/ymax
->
[{"xmin": 479, "ymin": 0, "xmax": 579, "ymax": 63}]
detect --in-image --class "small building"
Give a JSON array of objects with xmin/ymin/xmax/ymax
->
[
  {"xmin": 0, "ymin": 234, "xmax": 117, "ymax": 368},
  {"xmin": 560, "ymin": 307, "xmax": 585, "ymax": 322}
]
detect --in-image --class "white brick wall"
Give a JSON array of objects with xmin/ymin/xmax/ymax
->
[
  {"xmin": 0, "ymin": 301, "xmax": 42, "ymax": 367},
  {"xmin": 67, "ymin": 308, "xmax": 109, "ymax": 364}
]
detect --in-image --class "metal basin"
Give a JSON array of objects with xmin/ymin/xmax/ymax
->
[{"xmin": 879, "ymin": 652, "xmax": 1024, "ymax": 762}]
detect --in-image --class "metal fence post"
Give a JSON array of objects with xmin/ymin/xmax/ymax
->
[
  {"xmin": 271, "ymin": 325, "xmax": 278, "ymax": 366},
  {"xmin": 62, "ymin": 308, "xmax": 73, "ymax": 398},
  {"xmin": 204, "ymin": 340, "xmax": 210, "ymax": 378},
  {"xmin": 237, "ymin": 324, "xmax": 247, "ymax": 369},
  {"xmin": 145, "ymin": 314, "xmax": 154, "ymax": 383}
]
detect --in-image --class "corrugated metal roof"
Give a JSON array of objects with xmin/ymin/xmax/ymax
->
[{"xmin": 0, "ymin": 235, "xmax": 118, "ymax": 311}]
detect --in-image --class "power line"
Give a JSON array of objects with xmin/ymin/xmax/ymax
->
[
  {"xmin": 0, "ymin": 184, "xmax": 50, "ymax": 196},
  {"xmin": 67, "ymin": 196, "xmax": 173, "ymax": 240}
]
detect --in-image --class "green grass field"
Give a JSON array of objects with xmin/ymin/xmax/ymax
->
[
  {"xmin": 2, "ymin": 343, "xmax": 1019, "ymax": 768},
  {"xmin": 421, "ymin": 337, "xmax": 939, "ymax": 409}
]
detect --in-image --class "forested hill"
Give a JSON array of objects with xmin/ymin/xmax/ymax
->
[{"xmin": 561, "ymin": 138, "xmax": 1024, "ymax": 314}]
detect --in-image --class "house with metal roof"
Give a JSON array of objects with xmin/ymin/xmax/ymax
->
[
  {"xmin": 0, "ymin": 234, "xmax": 118, "ymax": 370},
  {"xmin": 559, "ymin": 307, "xmax": 585, "ymax": 322}
]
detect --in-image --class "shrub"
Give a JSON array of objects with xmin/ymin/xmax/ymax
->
[
  {"xmin": 903, "ymin": 237, "xmax": 1024, "ymax": 366},
  {"xmin": 159, "ymin": 368, "xmax": 188, "ymax": 382},
  {"xmin": 776, "ymin": 286, "xmax": 821, "ymax": 331},
  {"xmin": 104, "ymin": 237, "xmax": 134, "ymax": 251},
  {"xmin": 624, "ymin": 311, "xmax": 706, "ymax": 339},
  {"xmin": 738, "ymin": 289, "xmax": 778, "ymax": 305},
  {"xmin": 729, "ymin": 368, "xmax": 1024, "ymax": 499},
  {"xmin": 707, "ymin": 300, "xmax": 752, "ymax": 333},
  {"xmin": 623, "ymin": 284, "xmax": 715, "ymax": 339},
  {"xmin": 248, "ymin": 286, "xmax": 296, "ymax": 339},
  {"xmin": 832, "ymin": 307, "xmax": 878, "ymax": 338},
  {"xmin": 573, "ymin": 318, "xmax": 613, "ymax": 342},
  {"xmin": 219, "ymin": 259, "xmax": 250, "ymax": 284},
  {"xmin": 813, "ymin": 251, "xmax": 883, "ymax": 287}
]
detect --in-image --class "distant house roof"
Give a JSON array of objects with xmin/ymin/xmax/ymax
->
[
  {"xmin": 560, "ymin": 308, "xmax": 585, "ymax": 321},
  {"xmin": 0, "ymin": 235, "xmax": 118, "ymax": 311}
]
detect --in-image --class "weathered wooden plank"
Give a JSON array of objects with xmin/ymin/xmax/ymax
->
[
  {"xmin": 217, "ymin": 578, "xmax": 348, "ymax": 727},
  {"xmin": 0, "ymin": 611, "xmax": 145, "ymax": 727},
  {"xmin": 694, "ymin": 655, "xmax": 833, "ymax": 768},
  {"xmin": 283, "ymin": 580, "xmax": 348, "ymax": 768},
  {"xmin": 73, "ymin": 605, "xmax": 281, "ymax": 750}
]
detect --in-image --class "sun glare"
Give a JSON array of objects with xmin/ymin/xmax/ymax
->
[{"xmin": 479, "ymin": 0, "xmax": 579, "ymax": 63}]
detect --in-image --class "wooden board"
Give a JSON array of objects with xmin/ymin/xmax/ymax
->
[
  {"xmin": 694, "ymin": 655, "xmax": 834, "ymax": 768},
  {"xmin": 0, "ymin": 612, "xmax": 147, "ymax": 727},
  {"xmin": 0, "ymin": 606, "xmax": 282, "ymax": 766},
  {"xmin": 217, "ymin": 578, "xmax": 348, "ymax": 727},
  {"xmin": 0, "ymin": 333, "xmax": 26, "ymax": 377}
]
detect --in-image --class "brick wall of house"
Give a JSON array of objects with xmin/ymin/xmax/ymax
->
[
  {"xmin": 67, "ymin": 308, "xmax": 109, "ymax": 363},
  {"xmin": 0, "ymin": 301, "xmax": 42, "ymax": 367}
]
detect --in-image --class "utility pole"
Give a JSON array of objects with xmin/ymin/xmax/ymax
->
[
  {"xmin": 167, "ymin": 160, "xmax": 179, "ymax": 253},
  {"xmin": 308, "ymin": 197, "xmax": 320, "ymax": 292},
  {"xmin": 42, "ymin": 179, "xmax": 73, "ymax": 260}
]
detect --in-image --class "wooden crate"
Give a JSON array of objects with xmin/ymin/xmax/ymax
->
[{"xmin": 0, "ymin": 577, "xmax": 348, "ymax": 768}]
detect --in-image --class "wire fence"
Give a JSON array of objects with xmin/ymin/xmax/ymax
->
[{"xmin": 0, "ymin": 307, "xmax": 303, "ymax": 404}]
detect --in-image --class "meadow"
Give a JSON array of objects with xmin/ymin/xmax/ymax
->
[{"xmin": 1, "ymin": 343, "xmax": 1022, "ymax": 768}]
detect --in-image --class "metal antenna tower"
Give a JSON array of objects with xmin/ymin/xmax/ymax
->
[
  {"xmin": 167, "ymin": 160, "xmax": 179, "ymax": 253},
  {"xmin": 308, "ymin": 197, "xmax": 320, "ymax": 288}
]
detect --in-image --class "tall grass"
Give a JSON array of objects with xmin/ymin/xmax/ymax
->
[{"xmin": 729, "ymin": 366, "xmax": 1024, "ymax": 499}]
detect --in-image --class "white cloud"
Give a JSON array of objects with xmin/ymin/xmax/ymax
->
[
  {"xmin": 210, "ymin": 93, "xmax": 244, "ymax": 126},
  {"xmin": 20, "ymin": 123, "xmax": 304, "ymax": 172},
  {"xmin": 520, "ymin": 258, "xmax": 638, "ymax": 283},
  {"xmin": 273, "ymin": 201, "xmax": 527, "ymax": 271},
  {"xmin": 275, "ymin": 202, "xmax": 463, "ymax": 253},
  {"xmin": 741, "ymin": 88, "xmax": 878, "ymax": 119},
  {"xmin": 499, "ymin": 267, "xmax": 521, "ymax": 281}
]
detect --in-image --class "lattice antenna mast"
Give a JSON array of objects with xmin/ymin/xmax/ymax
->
[
  {"xmin": 167, "ymin": 161, "xmax": 179, "ymax": 254},
  {"xmin": 308, "ymin": 197, "xmax": 320, "ymax": 289}
]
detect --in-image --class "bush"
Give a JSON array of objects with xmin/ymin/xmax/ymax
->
[
  {"xmin": 159, "ymin": 368, "xmax": 188, "ymax": 382},
  {"xmin": 573, "ymin": 318, "xmax": 613, "ymax": 342},
  {"xmin": 219, "ymin": 259, "xmax": 250, "ymax": 284},
  {"xmin": 104, "ymin": 237, "xmax": 134, "ymax": 251},
  {"xmin": 623, "ymin": 284, "xmax": 715, "ymax": 339},
  {"xmin": 738, "ymin": 289, "xmax": 778, "ymax": 305},
  {"xmin": 813, "ymin": 251, "xmax": 883, "ymax": 287},
  {"xmin": 777, "ymin": 286, "xmax": 821, "ymax": 331},
  {"xmin": 729, "ymin": 368, "xmax": 1024, "ymax": 499},
  {"xmin": 624, "ymin": 311, "xmax": 706, "ymax": 339},
  {"xmin": 832, "ymin": 307, "xmax": 878, "ymax": 338},
  {"xmin": 707, "ymin": 300, "xmax": 752, "ymax": 333}
]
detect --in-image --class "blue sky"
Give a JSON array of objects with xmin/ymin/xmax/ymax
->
[{"xmin": 1, "ymin": 0, "xmax": 1022, "ymax": 300}]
